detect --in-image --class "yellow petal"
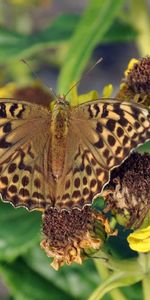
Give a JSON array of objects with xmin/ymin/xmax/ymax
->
[
  {"xmin": 127, "ymin": 226, "xmax": 150, "ymax": 252},
  {"xmin": 70, "ymin": 84, "xmax": 99, "ymax": 107},
  {"xmin": 78, "ymin": 90, "xmax": 99, "ymax": 105},
  {"xmin": 102, "ymin": 84, "xmax": 113, "ymax": 98},
  {"xmin": 124, "ymin": 58, "xmax": 139, "ymax": 77},
  {"xmin": 0, "ymin": 83, "xmax": 17, "ymax": 98},
  {"xmin": 70, "ymin": 84, "xmax": 78, "ymax": 107}
]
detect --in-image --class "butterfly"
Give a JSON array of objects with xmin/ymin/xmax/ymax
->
[{"xmin": 0, "ymin": 92, "xmax": 150, "ymax": 211}]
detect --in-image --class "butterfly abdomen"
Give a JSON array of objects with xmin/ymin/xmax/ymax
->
[{"xmin": 51, "ymin": 106, "xmax": 70, "ymax": 179}]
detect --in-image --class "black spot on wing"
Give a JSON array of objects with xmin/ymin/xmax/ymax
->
[
  {"xmin": 106, "ymin": 119, "xmax": 116, "ymax": 131},
  {"xmin": 9, "ymin": 103, "xmax": 18, "ymax": 116},
  {"xmin": 88, "ymin": 105, "xmax": 93, "ymax": 118},
  {"xmin": 94, "ymin": 104, "xmax": 100, "ymax": 117},
  {"xmin": 3, "ymin": 122, "xmax": 11, "ymax": 133},
  {"xmin": 0, "ymin": 138, "xmax": 11, "ymax": 148},
  {"xmin": 101, "ymin": 104, "xmax": 108, "ymax": 118},
  {"xmin": 16, "ymin": 105, "xmax": 25, "ymax": 118},
  {"xmin": 96, "ymin": 122, "xmax": 103, "ymax": 133},
  {"xmin": 0, "ymin": 103, "xmax": 6, "ymax": 118},
  {"xmin": 94, "ymin": 139, "xmax": 104, "ymax": 149}
]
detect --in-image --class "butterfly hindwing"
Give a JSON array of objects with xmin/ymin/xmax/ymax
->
[{"xmin": 56, "ymin": 141, "xmax": 108, "ymax": 209}]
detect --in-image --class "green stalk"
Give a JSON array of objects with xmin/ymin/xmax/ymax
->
[
  {"xmin": 93, "ymin": 260, "xmax": 128, "ymax": 300},
  {"xmin": 139, "ymin": 253, "xmax": 150, "ymax": 300},
  {"xmin": 88, "ymin": 267, "xmax": 143, "ymax": 300},
  {"xmin": 88, "ymin": 252, "xmax": 143, "ymax": 300},
  {"xmin": 130, "ymin": 0, "xmax": 150, "ymax": 56},
  {"xmin": 142, "ymin": 274, "xmax": 150, "ymax": 300}
]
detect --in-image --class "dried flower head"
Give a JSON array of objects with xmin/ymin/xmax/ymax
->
[
  {"xmin": 126, "ymin": 56, "xmax": 150, "ymax": 95},
  {"xmin": 117, "ymin": 57, "xmax": 150, "ymax": 107},
  {"xmin": 103, "ymin": 152, "xmax": 150, "ymax": 229},
  {"xmin": 41, "ymin": 206, "xmax": 112, "ymax": 270},
  {"xmin": 14, "ymin": 83, "xmax": 52, "ymax": 107}
]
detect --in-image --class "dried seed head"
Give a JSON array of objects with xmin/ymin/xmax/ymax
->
[
  {"xmin": 41, "ymin": 206, "xmax": 111, "ymax": 270},
  {"xmin": 126, "ymin": 56, "xmax": 150, "ymax": 95},
  {"xmin": 14, "ymin": 84, "xmax": 52, "ymax": 107},
  {"xmin": 116, "ymin": 57, "xmax": 150, "ymax": 107},
  {"xmin": 104, "ymin": 152, "xmax": 150, "ymax": 229}
]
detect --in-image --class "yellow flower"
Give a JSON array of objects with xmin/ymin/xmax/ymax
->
[{"xmin": 127, "ymin": 226, "xmax": 150, "ymax": 252}]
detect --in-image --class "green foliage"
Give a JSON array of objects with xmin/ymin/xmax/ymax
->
[
  {"xmin": 0, "ymin": 259, "xmax": 75, "ymax": 300},
  {"xmin": 0, "ymin": 202, "xmax": 40, "ymax": 261},
  {"xmin": 58, "ymin": 0, "xmax": 125, "ymax": 93},
  {"xmin": 0, "ymin": 14, "xmax": 137, "ymax": 64},
  {"xmin": 24, "ymin": 247, "xmax": 99, "ymax": 299},
  {"xmin": 0, "ymin": 202, "xmax": 99, "ymax": 300}
]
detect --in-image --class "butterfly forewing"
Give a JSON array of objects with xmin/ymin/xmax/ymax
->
[
  {"xmin": 0, "ymin": 99, "xmax": 54, "ymax": 210},
  {"xmin": 55, "ymin": 99, "xmax": 150, "ymax": 209}
]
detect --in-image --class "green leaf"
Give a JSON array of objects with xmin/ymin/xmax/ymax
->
[
  {"xmin": 0, "ymin": 13, "xmax": 137, "ymax": 64},
  {"xmin": 0, "ymin": 15, "xmax": 74, "ymax": 62},
  {"xmin": 0, "ymin": 259, "xmax": 75, "ymax": 300},
  {"xmin": 0, "ymin": 27, "xmax": 22, "ymax": 43},
  {"xmin": 0, "ymin": 15, "xmax": 79, "ymax": 63},
  {"xmin": 121, "ymin": 282, "xmax": 143, "ymax": 300},
  {"xmin": 137, "ymin": 141, "xmax": 150, "ymax": 153},
  {"xmin": 0, "ymin": 201, "xmax": 41, "ymax": 261},
  {"xmin": 57, "ymin": 0, "xmax": 125, "ymax": 94},
  {"xmin": 24, "ymin": 246, "xmax": 99, "ymax": 300},
  {"xmin": 102, "ymin": 20, "xmax": 138, "ymax": 43}
]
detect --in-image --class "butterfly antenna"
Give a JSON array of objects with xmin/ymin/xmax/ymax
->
[
  {"xmin": 20, "ymin": 59, "xmax": 57, "ymax": 99},
  {"xmin": 65, "ymin": 57, "xmax": 103, "ymax": 98}
]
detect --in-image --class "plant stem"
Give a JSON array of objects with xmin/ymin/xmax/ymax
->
[
  {"xmin": 142, "ymin": 274, "xmax": 150, "ymax": 300},
  {"xmin": 93, "ymin": 260, "xmax": 128, "ymax": 300},
  {"xmin": 94, "ymin": 259, "xmax": 108, "ymax": 279},
  {"xmin": 130, "ymin": 0, "xmax": 150, "ymax": 56},
  {"xmin": 139, "ymin": 253, "xmax": 150, "ymax": 300}
]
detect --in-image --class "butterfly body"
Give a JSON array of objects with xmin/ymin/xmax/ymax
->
[
  {"xmin": 51, "ymin": 97, "xmax": 70, "ymax": 178},
  {"xmin": 0, "ymin": 96, "xmax": 150, "ymax": 211}
]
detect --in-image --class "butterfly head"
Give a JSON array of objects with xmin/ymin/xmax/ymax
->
[
  {"xmin": 52, "ymin": 95, "xmax": 70, "ymax": 113},
  {"xmin": 56, "ymin": 95, "xmax": 69, "ymax": 105}
]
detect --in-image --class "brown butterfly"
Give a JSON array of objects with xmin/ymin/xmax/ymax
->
[{"xmin": 0, "ymin": 94, "xmax": 150, "ymax": 211}]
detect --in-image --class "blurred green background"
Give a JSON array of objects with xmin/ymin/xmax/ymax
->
[{"xmin": 0, "ymin": 0, "xmax": 150, "ymax": 299}]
